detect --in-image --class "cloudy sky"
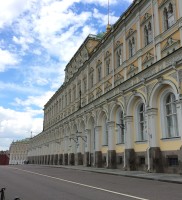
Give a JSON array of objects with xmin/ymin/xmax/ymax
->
[{"xmin": 0, "ymin": 0, "xmax": 132, "ymax": 150}]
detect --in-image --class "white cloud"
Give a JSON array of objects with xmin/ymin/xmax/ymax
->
[
  {"xmin": 14, "ymin": 91, "xmax": 55, "ymax": 108},
  {"xmin": 0, "ymin": 49, "xmax": 19, "ymax": 72},
  {"xmin": 0, "ymin": 106, "xmax": 43, "ymax": 150},
  {"xmin": 0, "ymin": 0, "xmax": 30, "ymax": 28}
]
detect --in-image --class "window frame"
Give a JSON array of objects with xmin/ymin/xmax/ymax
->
[{"xmin": 160, "ymin": 89, "xmax": 179, "ymax": 139}]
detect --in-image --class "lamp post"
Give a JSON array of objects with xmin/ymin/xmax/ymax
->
[
  {"xmin": 0, "ymin": 188, "xmax": 5, "ymax": 200},
  {"xmin": 116, "ymin": 122, "xmax": 127, "ymax": 169}
]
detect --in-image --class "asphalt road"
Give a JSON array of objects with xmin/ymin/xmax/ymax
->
[{"xmin": 0, "ymin": 165, "xmax": 181, "ymax": 200}]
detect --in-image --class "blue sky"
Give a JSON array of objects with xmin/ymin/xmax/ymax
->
[{"xmin": 0, "ymin": 0, "xmax": 132, "ymax": 150}]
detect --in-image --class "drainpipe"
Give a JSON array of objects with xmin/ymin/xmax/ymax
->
[
  {"xmin": 147, "ymin": 146, "xmax": 151, "ymax": 172},
  {"xmin": 123, "ymin": 149, "xmax": 126, "ymax": 170},
  {"xmin": 106, "ymin": 151, "xmax": 109, "ymax": 168}
]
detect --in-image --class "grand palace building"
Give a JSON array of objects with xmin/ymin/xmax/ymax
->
[{"xmin": 16, "ymin": 0, "xmax": 182, "ymax": 173}]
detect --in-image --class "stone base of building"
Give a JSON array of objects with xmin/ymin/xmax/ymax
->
[
  {"xmin": 125, "ymin": 149, "xmax": 136, "ymax": 171},
  {"xmin": 108, "ymin": 150, "xmax": 116, "ymax": 169},
  {"xmin": 69, "ymin": 153, "xmax": 75, "ymax": 165},
  {"xmin": 84, "ymin": 152, "xmax": 91, "ymax": 166},
  {"xmin": 179, "ymin": 146, "xmax": 182, "ymax": 175},
  {"xmin": 54, "ymin": 154, "xmax": 58, "ymax": 165},
  {"xmin": 58, "ymin": 154, "xmax": 63, "ymax": 165},
  {"xmin": 64, "ymin": 153, "xmax": 68, "ymax": 165},
  {"xmin": 95, "ymin": 151, "xmax": 102, "ymax": 168},
  {"xmin": 75, "ymin": 152, "xmax": 83, "ymax": 165}
]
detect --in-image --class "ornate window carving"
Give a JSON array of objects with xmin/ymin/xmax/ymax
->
[
  {"xmin": 142, "ymin": 52, "xmax": 154, "ymax": 68},
  {"xmin": 127, "ymin": 64, "xmax": 138, "ymax": 78},
  {"xmin": 161, "ymin": 37, "xmax": 180, "ymax": 57}
]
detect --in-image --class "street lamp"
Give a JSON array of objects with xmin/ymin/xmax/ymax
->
[{"xmin": 76, "ymin": 130, "xmax": 87, "ymax": 142}]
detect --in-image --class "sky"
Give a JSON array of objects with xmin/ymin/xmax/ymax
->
[{"xmin": 0, "ymin": 0, "xmax": 133, "ymax": 151}]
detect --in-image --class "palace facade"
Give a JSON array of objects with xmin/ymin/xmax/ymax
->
[
  {"xmin": 27, "ymin": 0, "xmax": 182, "ymax": 173},
  {"xmin": 9, "ymin": 139, "xmax": 30, "ymax": 165}
]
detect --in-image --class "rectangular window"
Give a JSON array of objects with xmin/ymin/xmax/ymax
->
[
  {"xmin": 140, "ymin": 157, "xmax": 145, "ymax": 165},
  {"xmin": 168, "ymin": 157, "xmax": 179, "ymax": 166}
]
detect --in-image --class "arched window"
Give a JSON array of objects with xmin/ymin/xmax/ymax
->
[
  {"xmin": 148, "ymin": 22, "xmax": 152, "ymax": 43},
  {"xmin": 132, "ymin": 37, "xmax": 135, "ymax": 56},
  {"xmin": 102, "ymin": 117, "xmax": 108, "ymax": 146},
  {"xmin": 163, "ymin": 3, "xmax": 175, "ymax": 31},
  {"xmin": 144, "ymin": 25, "xmax": 149, "ymax": 46},
  {"xmin": 163, "ymin": 7, "xmax": 168, "ymax": 30},
  {"xmin": 168, "ymin": 3, "xmax": 174, "ymax": 28},
  {"xmin": 90, "ymin": 73, "xmax": 94, "ymax": 88},
  {"xmin": 116, "ymin": 110, "xmax": 125, "ymax": 144},
  {"xmin": 138, "ymin": 103, "xmax": 145, "ymax": 141},
  {"xmin": 116, "ymin": 48, "xmax": 122, "ymax": 67},
  {"xmin": 98, "ymin": 66, "xmax": 102, "ymax": 82},
  {"xmin": 106, "ymin": 59, "xmax": 110, "ymax": 75},
  {"xmin": 165, "ymin": 93, "xmax": 178, "ymax": 138}
]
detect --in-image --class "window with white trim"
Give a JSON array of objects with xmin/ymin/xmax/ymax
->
[
  {"xmin": 144, "ymin": 22, "xmax": 153, "ymax": 46},
  {"xmin": 116, "ymin": 110, "xmax": 125, "ymax": 144},
  {"xmin": 129, "ymin": 37, "xmax": 135, "ymax": 58},
  {"xmin": 97, "ymin": 65, "xmax": 102, "ymax": 82},
  {"xmin": 116, "ymin": 47, "xmax": 122, "ymax": 68},
  {"xmin": 106, "ymin": 58, "xmax": 110, "ymax": 75},
  {"xmin": 163, "ymin": 2, "xmax": 175, "ymax": 31},
  {"xmin": 165, "ymin": 93, "xmax": 178, "ymax": 138},
  {"xmin": 137, "ymin": 103, "xmax": 145, "ymax": 141}
]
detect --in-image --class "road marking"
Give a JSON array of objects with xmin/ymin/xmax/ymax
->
[{"xmin": 11, "ymin": 167, "xmax": 149, "ymax": 200}]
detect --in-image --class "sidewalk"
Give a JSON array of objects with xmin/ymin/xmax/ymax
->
[{"xmin": 49, "ymin": 164, "xmax": 182, "ymax": 184}]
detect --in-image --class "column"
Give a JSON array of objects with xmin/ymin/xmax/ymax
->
[
  {"xmin": 76, "ymin": 132, "xmax": 83, "ymax": 165},
  {"xmin": 125, "ymin": 116, "xmax": 136, "ymax": 171},
  {"xmin": 176, "ymin": 100, "xmax": 182, "ymax": 139},
  {"xmin": 107, "ymin": 121, "xmax": 116, "ymax": 169},
  {"xmin": 153, "ymin": 0, "xmax": 160, "ymax": 37},
  {"xmin": 146, "ymin": 108, "xmax": 163, "ymax": 172},
  {"xmin": 177, "ymin": 0, "xmax": 182, "ymax": 18},
  {"xmin": 95, "ymin": 126, "xmax": 102, "ymax": 168}
]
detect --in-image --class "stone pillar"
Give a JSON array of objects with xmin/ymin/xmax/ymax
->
[
  {"xmin": 95, "ymin": 126, "xmax": 102, "ymax": 168},
  {"xmin": 125, "ymin": 116, "xmax": 135, "ymax": 170},
  {"xmin": 147, "ymin": 108, "xmax": 158, "ymax": 147},
  {"xmin": 54, "ymin": 154, "xmax": 58, "ymax": 165},
  {"xmin": 153, "ymin": 0, "xmax": 160, "ymax": 37},
  {"xmin": 64, "ymin": 153, "xmax": 68, "ymax": 165},
  {"xmin": 69, "ymin": 153, "xmax": 75, "ymax": 165},
  {"xmin": 176, "ymin": 100, "xmax": 182, "ymax": 139},
  {"xmin": 58, "ymin": 154, "xmax": 63, "ymax": 165},
  {"xmin": 107, "ymin": 121, "xmax": 116, "ymax": 169},
  {"xmin": 125, "ymin": 116, "xmax": 134, "ymax": 149},
  {"xmin": 75, "ymin": 132, "xmax": 83, "ymax": 165},
  {"xmin": 177, "ymin": 0, "xmax": 182, "ymax": 18}
]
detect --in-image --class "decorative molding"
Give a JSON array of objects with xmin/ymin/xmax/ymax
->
[
  {"xmin": 141, "ymin": 13, "xmax": 152, "ymax": 25},
  {"xmin": 161, "ymin": 37, "xmax": 180, "ymax": 52},
  {"xmin": 126, "ymin": 28, "xmax": 136, "ymax": 39},
  {"xmin": 142, "ymin": 52, "xmax": 154, "ymax": 64},
  {"xmin": 169, "ymin": 72, "xmax": 178, "ymax": 81}
]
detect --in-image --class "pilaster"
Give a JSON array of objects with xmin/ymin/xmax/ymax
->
[
  {"xmin": 146, "ymin": 108, "xmax": 159, "ymax": 147},
  {"xmin": 125, "ymin": 116, "xmax": 134, "ymax": 149}
]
